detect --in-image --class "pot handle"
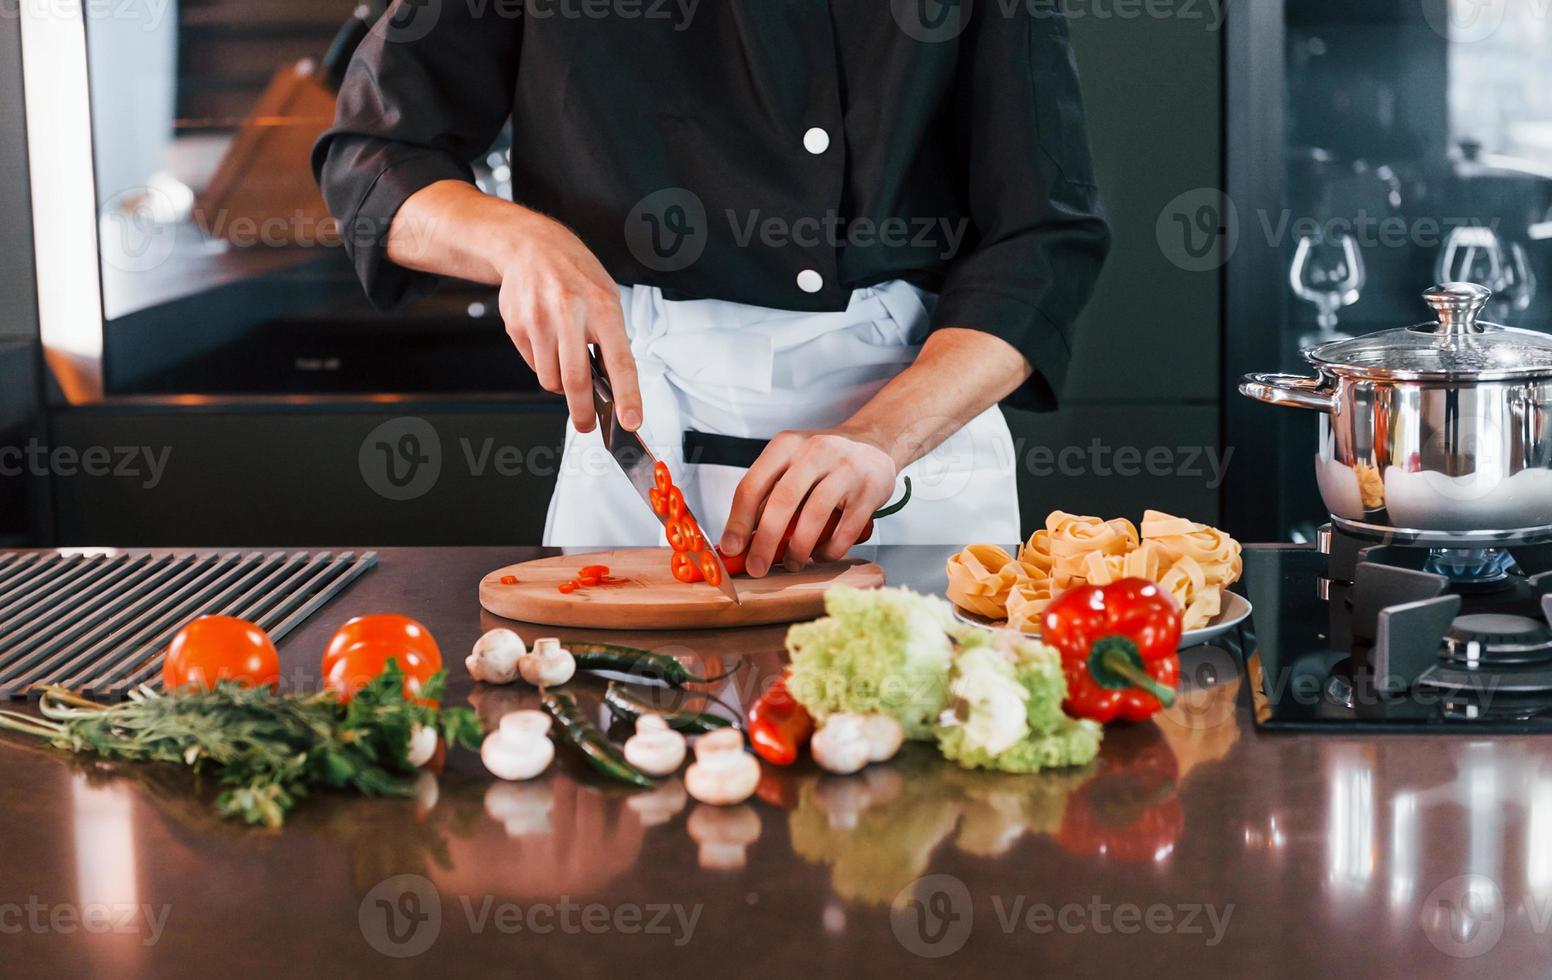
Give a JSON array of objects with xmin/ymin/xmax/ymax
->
[{"xmin": 1238, "ymin": 373, "xmax": 1336, "ymax": 413}]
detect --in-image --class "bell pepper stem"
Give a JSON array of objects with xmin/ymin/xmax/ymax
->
[{"xmin": 1093, "ymin": 643, "xmax": 1176, "ymax": 707}]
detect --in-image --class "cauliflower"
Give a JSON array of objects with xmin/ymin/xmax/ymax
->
[
  {"xmin": 934, "ymin": 631, "xmax": 1102, "ymax": 773},
  {"xmin": 785, "ymin": 587, "xmax": 955, "ymax": 740}
]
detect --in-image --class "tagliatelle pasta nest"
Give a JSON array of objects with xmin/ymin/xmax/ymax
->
[{"xmin": 945, "ymin": 510, "xmax": 1242, "ymax": 633}]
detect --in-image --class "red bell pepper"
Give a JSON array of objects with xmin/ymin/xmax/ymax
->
[
  {"xmin": 1042, "ymin": 578, "xmax": 1182, "ymax": 724},
  {"xmin": 746, "ymin": 674, "xmax": 813, "ymax": 766}
]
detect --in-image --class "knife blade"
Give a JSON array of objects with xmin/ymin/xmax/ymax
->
[{"xmin": 589, "ymin": 349, "xmax": 741, "ymax": 604}]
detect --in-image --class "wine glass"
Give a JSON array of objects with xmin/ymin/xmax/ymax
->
[{"xmin": 1290, "ymin": 231, "xmax": 1366, "ymax": 345}]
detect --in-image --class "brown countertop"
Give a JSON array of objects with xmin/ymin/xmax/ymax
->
[{"xmin": 3, "ymin": 546, "xmax": 1550, "ymax": 977}]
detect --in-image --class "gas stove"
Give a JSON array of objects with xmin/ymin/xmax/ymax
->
[{"xmin": 1243, "ymin": 525, "xmax": 1552, "ymax": 732}]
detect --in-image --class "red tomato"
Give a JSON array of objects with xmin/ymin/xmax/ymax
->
[
  {"xmin": 325, "ymin": 641, "xmax": 440, "ymax": 705},
  {"xmin": 162, "ymin": 616, "xmax": 280, "ymax": 692},
  {"xmin": 323, "ymin": 614, "xmax": 439, "ymax": 677},
  {"xmin": 670, "ymin": 551, "xmax": 704, "ymax": 583}
]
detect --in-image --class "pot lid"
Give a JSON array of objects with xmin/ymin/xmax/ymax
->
[{"xmin": 1305, "ymin": 283, "xmax": 1552, "ymax": 380}]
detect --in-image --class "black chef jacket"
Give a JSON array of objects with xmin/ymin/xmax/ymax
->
[{"xmin": 313, "ymin": 1, "xmax": 1111, "ymax": 411}]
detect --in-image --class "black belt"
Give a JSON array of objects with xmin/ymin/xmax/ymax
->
[{"xmin": 682, "ymin": 429, "xmax": 769, "ymax": 469}]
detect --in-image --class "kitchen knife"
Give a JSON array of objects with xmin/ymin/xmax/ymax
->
[{"xmin": 588, "ymin": 349, "xmax": 741, "ymax": 604}]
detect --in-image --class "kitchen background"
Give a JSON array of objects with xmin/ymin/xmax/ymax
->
[{"xmin": 1, "ymin": 0, "xmax": 1548, "ymax": 548}]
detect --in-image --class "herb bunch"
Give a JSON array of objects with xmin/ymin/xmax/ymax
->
[{"xmin": 0, "ymin": 662, "xmax": 481, "ymax": 828}]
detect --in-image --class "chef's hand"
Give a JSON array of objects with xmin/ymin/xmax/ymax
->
[
  {"xmin": 386, "ymin": 181, "xmax": 642, "ymax": 433},
  {"xmin": 720, "ymin": 429, "xmax": 899, "ymax": 577},
  {"xmin": 495, "ymin": 211, "xmax": 642, "ymax": 433}
]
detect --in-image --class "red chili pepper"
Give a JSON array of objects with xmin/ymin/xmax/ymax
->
[
  {"xmin": 670, "ymin": 551, "xmax": 704, "ymax": 584},
  {"xmin": 715, "ymin": 547, "xmax": 746, "ymax": 576},
  {"xmin": 578, "ymin": 564, "xmax": 610, "ymax": 578},
  {"xmin": 653, "ymin": 460, "xmax": 672, "ymax": 491},
  {"xmin": 666, "ymin": 486, "xmax": 686, "ymax": 520},
  {"xmin": 1042, "ymin": 578, "xmax": 1181, "ymax": 724},
  {"xmin": 558, "ymin": 581, "xmax": 580, "ymax": 595},
  {"xmin": 578, "ymin": 573, "xmax": 602, "ymax": 587},
  {"xmin": 747, "ymin": 675, "xmax": 813, "ymax": 766},
  {"xmin": 649, "ymin": 488, "xmax": 668, "ymax": 516},
  {"xmin": 499, "ymin": 575, "xmax": 518, "ymax": 585},
  {"xmin": 699, "ymin": 552, "xmax": 723, "ymax": 587}
]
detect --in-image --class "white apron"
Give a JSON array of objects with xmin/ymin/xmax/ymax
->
[{"xmin": 543, "ymin": 280, "xmax": 1019, "ymax": 549}]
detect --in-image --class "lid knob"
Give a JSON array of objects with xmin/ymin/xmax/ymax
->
[{"xmin": 1423, "ymin": 282, "xmax": 1492, "ymax": 338}]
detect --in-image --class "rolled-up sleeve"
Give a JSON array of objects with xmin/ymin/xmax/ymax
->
[
  {"xmin": 312, "ymin": 4, "xmax": 521, "ymax": 309},
  {"xmin": 933, "ymin": 11, "xmax": 1112, "ymax": 412}
]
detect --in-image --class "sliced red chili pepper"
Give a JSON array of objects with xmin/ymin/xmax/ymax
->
[
  {"xmin": 558, "ymin": 581, "xmax": 580, "ymax": 595},
  {"xmin": 653, "ymin": 460, "xmax": 672, "ymax": 491},
  {"xmin": 649, "ymin": 488, "xmax": 668, "ymax": 516},
  {"xmin": 499, "ymin": 575, "xmax": 518, "ymax": 585},
  {"xmin": 578, "ymin": 564, "xmax": 610, "ymax": 578},
  {"xmin": 670, "ymin": 551, "xmax": 703, "ymax": 584},
  {"xmin": 578, "ymin": 573, "xmax": 602, "ymax": 587},
  {"xmin": 666, "ymin": 486, "xmax": 686, "ymax": 520},
  {"xmin": 700, "ymin": 552, "xmax": 723, "ymax": 587}
]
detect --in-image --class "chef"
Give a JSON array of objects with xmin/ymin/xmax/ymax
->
[{"xmin": 314, "ymin": 2, "xmax": 1109, "ymax": 577}]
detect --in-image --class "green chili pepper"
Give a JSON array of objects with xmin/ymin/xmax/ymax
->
[
  {"xmin": 603, "ymin": 682, "xmax": 737, "ymax": 735},
  {"xmin": 541, "ymin": 690, "xmax": 655, "ymax": 788},
  {"xmin": 569, "ymin": 642, "xmax": 739, "ymax": 688}
]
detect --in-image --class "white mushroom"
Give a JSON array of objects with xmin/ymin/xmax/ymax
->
[
  {"xmin": 623, "ymin": 720, "xmax": 688, "ymax": 776},
  {"xmin": 519, "ymin": 637, "xmax": 576, "ymax": 688},
  {"xmin": 687, "ymin": 805, "xmax": 762, "ymax": 870},
  {"xmin": 467, "ymin": 628, "xmax": 525, "ymax": 685},
  {"xmin": 810, "ymin": 714, "xmax": 870, "ymax": 775},
  {"xmin": 693, "ymin": 727, "xmax": 745, "ymax": 760},
  {"xmin": 859, "ymin": 713, "xmax": 904, "ymax": 763},
  {"xmin": 480, "ymin": 729, "xmax": 554, "ymax": 781},
  {"xmin": 626, "ymin": 779, "xmax": 689, "ymax": 828},
  {"xmin": 684, "ymin": 749, "xmax": 761, "ymax": 806},
  {"xmin": 484, "ymin": 781, "xmax": 554, "ymax": 837},
  {"xmin": 406, "ymin": 723, "xmax": 439, "ymax": 768},
  {"xmin": 499, "ymin": 709, "xmax": 552, "ymax": 740}
]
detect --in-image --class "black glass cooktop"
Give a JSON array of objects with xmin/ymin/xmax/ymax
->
[{"xmin": 1241, "ymin": 531, "xmax": 1552, "ymax": 734}]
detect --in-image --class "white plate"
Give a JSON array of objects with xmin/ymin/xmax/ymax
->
[{"xmin": 951, "ymin": 590, "xmax": 1252, "ymax": 650}]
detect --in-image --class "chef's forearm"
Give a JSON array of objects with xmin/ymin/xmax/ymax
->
[
  {"xmin": 842, "ymin": 328, "xmax": 1032, "ymax": 472},
  {"xmin": 385, "ymin": 180, "xmax": 538, "ymax": 285}
]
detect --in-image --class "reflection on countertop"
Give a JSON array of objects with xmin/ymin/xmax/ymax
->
[{"xmin": 2, "ymin": 546, "xmax": 1552, "ymax": 977}]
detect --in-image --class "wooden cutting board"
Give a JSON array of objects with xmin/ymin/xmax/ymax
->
[{"xmin": 478, "ymin": 548, "xmax": 885, "ymax": 630}]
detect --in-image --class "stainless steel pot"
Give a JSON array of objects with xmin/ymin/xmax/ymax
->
[{"xmin": 1240, "ymin": 282, "xmax": 1552, "ymax": 541}]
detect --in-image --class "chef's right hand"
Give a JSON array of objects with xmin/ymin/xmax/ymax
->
[{"xmin": 495, "ymin": 211, "xmax": 642, "ymax": 433}]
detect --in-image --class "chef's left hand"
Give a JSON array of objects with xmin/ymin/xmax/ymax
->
[{"xmin": 721, "ymin": 428, "xmax": 899, "ymax": 577}]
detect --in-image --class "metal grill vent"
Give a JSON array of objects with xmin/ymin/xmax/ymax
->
[{"xmin": 0, "ymin": 551, "xmax": 378, "ymax": 699}]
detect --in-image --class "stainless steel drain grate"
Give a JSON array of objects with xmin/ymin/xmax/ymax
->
[{"xmin": 0, "ymin": 551, "xmax": 378, "ymax": 699}]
